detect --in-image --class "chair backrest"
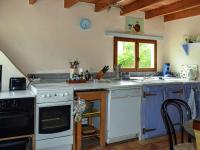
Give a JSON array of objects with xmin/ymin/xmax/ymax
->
[
  {"xmin": 161, "ymin": 99, "xmax": 192, "ymax": 150},
  {"xmin": 193, "ymin": 119, "xmax": 200, "ymax": 150}
]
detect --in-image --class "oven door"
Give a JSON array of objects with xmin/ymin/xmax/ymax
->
[
  {"xmin": 36, "ymin": 101, "xmax": 73, "ymax": 141},
  {"xmin": 0, "ymin": 112, "xmax": 34, "ymax": 138},
  {"xmin": 0, "ymin": 138, "xmax": 30, "ymax": 150}
]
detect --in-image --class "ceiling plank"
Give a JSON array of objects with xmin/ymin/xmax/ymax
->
[
  {"xmin": 164, "ymin": 6, "xmax": 200, "ymax": 22},
  {"xmin": 95, "ymin": 0, "xmax": 120, "ymax": 12},
  {"xmin": 121, "ymin": 0, "xmax": 163, "ymax": 16},
  {"xmin": 64, "ymin": 0, "xmax": 79, "ymax": 8},
  {"xmin": 146, "ymin": 0, "xmax": 200, "ymax": 19},
  {"xmin": 80, "ymin": 0, "xmax": 97, "ymax": 3},
  {"xmin": 29, "ymin": 0, "xmax": 37, "ymax": 5}
]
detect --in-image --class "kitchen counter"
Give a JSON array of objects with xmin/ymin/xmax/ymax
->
[
  {"xmin": 31, "ymin": 78, "xmax": 200, "ymax": 91},
  {"xmin": 31, "ymin": 80, "xmax": 141, "ymax": 91},
  {"xmin": 0, "ymin": 78, "xmax": 196, "ymax": 99},
  {"xmin": 68, "ymin": 80, "xmax": 142, "ymax": 90},
  {"xmin": 0, "ymin": 90, "xmax": 35, "ymax": 99}
]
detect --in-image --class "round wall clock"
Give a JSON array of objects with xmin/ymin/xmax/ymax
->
[{"xmin": 80, "ymin": 18, "xmax": 91, "ymax": 30}]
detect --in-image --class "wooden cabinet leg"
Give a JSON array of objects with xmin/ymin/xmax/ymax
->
[
  {"xmin": 100, "ymin": 95, "xmax": 106, "ymax": 148},
  {"xmin": 73, "ymin": 125, "xmax": 76, "ymax": 150},
  {"xmin": 32, "ymin": 135, "xmax": 35, "ymax": 150},
  {"xmin": 76, "ymin": 122, "xmax": 82, "ymax": 150}
]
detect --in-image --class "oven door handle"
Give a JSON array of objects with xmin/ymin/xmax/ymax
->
[
  {"xmin": 0, "ymin": 112, "xmax": 29, "ymax": 119},
  {"xmin": 0, "ymin": 138, "xmax": 29, "ymax": 148},
  {"xmin": 37, "ymin": 101, "xmax": 73, "ymax": 107}
]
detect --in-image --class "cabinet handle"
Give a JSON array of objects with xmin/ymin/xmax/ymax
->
[
  {"xmin": 172, "ymin": 89, "xmax": 183, "ymax": 94},
  {"xmin": 142, "ymin": 128, "xmax": 156, "ymax": 134},
  {"xmin": 143, "ymin": 92, "xmax": 157, "ymax": 98}
]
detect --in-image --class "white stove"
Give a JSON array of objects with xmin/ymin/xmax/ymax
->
[{"xmin": 31, "ymin": 83, "xmax": 74, "ymax": 150}]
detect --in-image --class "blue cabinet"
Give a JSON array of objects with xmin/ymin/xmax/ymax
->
[
  {"xmin": 184, "ymin": 83, "xmax": 199, "ymax": 102},
  {"xmin": 141, "ymin": 83, "xmax": 200, "ymax": 139},
  {"xmin": 164, "ymin": 84, "xmax": 185, "ymax": 100},
  {"xmin": 141, "ymin": 85, "xmax": 166, "ymax": 139},
  {"xmin": 164, "ymin": 84, "xmax": 185, "ymax": 130},
  {"xmin": 184, "ymin": 83, "xmax": 200, "ymax": 118}
]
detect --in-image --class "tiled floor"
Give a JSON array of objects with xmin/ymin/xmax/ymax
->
[{"xmin": 83, "ymin": 136, "xmax": 171, "ymax": 150}]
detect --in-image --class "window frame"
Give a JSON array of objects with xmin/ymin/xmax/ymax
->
[{"xmin": 113, "ymin": 37, "xmax": 157, "ymax": 72}]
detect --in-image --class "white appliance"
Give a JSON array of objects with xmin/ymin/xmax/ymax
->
[
  {"xmin": 31, "ymin": 83, "xmax": 73, "ymax": 150},
  {"xmin": 106, "ymin": 86, "xmax": 142, "ymax": 144}
]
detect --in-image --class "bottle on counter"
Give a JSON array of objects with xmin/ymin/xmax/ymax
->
[{"xmin": 85, "ymin": 70, "xmax": 91, "ymax": 81}]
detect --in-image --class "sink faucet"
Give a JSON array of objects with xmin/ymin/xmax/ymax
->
[{"xmin": 114, "ymin": 64, "xmax": 122, "ymax": 80}]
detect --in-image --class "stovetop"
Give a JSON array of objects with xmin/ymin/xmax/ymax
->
[
  {"xmin": 31, "ymin": 83, "xmax": 74, "ymax": 103},
  {"xmin": 31, "ymin": 82, "xmax": 71, "ymax": 92}
]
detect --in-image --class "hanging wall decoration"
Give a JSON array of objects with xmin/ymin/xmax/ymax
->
[
  {"xmin": 182, "ymin": 34, "xmax": 200, "ymax": 55},
  {"xmin": 125, "ymin": 17, "xmax": 144, "ymax": 34},
  {"xmin": 80, "ymin": 18, "xmax": 91, "ymax": 30}
]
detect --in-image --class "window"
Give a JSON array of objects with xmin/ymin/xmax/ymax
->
[{"xmin": 114, "ymin": 37, "xmax": 157, "ymax": 72}]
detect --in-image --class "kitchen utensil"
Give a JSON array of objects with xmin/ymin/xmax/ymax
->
[
  {"xmin": 85, "ymin": 70, "xmax": 91, "ymax": 81},
  {"xmin": 114, "ymin": 64, "xmax": 121, "ymax": 80},
  {"xmin": 96, "ymin": 66, "xmax": 109, "ymax": 80}
]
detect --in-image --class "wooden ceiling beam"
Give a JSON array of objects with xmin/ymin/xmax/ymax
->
[
  {"xmin": 29, "ymin": 0, "xmax": 37, "ymax": 5},
  {"xmin": 164, "ymin": 6, "xmax": 200, "ymax": 22},
  {"xmin": 64, "ymin": 0, "xmax": 79, "ymax": 8},
  {"xmin": 121, "ymin": 0, "xmax": 163, "ymax": 16},
  {"xmin": 80, "ymin": 0, "xmax": 97, "ymax": 3},
  {"xmin": 95, "ymin": 0, "xmax": 120, "ymax": 12},
  {"xmin": 145, "ymin": 0, "xmax": 200, "ymax": 19}
]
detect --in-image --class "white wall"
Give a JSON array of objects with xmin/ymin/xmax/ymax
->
[
  {"xmin": 0, "ymin": 0, "xmax": 164, "ymax": 74},
  {"xmin": 0, "ymin": 51, "xmax": 24, "ymax": 91},
  {"xmin": 164, "ymin": 16, "xmax": 200, "ymax": 75}
]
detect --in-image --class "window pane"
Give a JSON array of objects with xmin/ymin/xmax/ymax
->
[
  {"xmin": 117, "ymin": 41, "xmax": 135, "ymax": 68},
  {"xmin": 139, "ymin": 43, "xmax": 155, "ymax": 68}
]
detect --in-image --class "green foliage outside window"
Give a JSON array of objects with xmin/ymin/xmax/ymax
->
[
  {"xmin": 139, "ymin": 43, "xmax": 152, "ymax": 68},
  {"xmin": 117, "ymin": 42, "xmax": 153, "ymax": 68},
  {"xmin": 118, "ymin": 42, "xmax": 135, "ymax": 68}
]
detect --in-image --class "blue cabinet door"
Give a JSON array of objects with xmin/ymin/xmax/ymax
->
[
  {"xmin": 142, "ymin": 85, "xmax": 166, "ymax": 139},
  {"xmin": 184, "ymin": 83, "xmax": 199, "ymax": 102},
  {"xmin": 164, "ymin": 84, "xmax": 185, "ymax": 129},
  {"xmin": 164, "ymin": 84, "xmax": 185, "ymax": 100}
]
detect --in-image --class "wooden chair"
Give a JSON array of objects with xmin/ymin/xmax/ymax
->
[
  {"xmin": 193, "ymin": 119, "xmax": 200, "ymax": 150},
  {"xmin": 161, "ymin": 99, "xmax": 196, "ymax": 150}
]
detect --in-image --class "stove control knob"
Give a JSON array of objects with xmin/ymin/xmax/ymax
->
[
  {"xmin": 0, "ymin": 102, "xmax": 6, "ymax": 109},
  {"xmin": 46, "ymin": 94, "xmax": 51, "ymax": 98},
  {"xmin": 60, "ymin": 93, "xmax": 64, "ymax": 97},
  {"xmin": 64, "ymin": 92, "xmax": 69, "ymax": 96},
  {"xmin": 12, "ymin": 100, "xmax": 17, "ymax": 107},
  {"xmin": 41, "ymin": 94, "xmax": 46, "ymax": 98}
]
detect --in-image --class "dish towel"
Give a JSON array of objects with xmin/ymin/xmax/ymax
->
[{"xmin": 188, "ymin": 88, "xmax": 197, "ymax": 119}]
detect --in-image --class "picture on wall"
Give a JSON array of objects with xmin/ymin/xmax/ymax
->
[{"xmin": 125, "ymin": 17, "xmax": 144, "ymax": 34}]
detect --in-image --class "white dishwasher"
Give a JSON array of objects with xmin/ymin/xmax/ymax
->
[{"xmin": 106, "ymin": 86, "xmax": 142, "ymax": 144}]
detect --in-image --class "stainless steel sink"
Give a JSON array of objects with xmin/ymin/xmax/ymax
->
[{"xmin": 129, "ymin": 76, "xmax": 187, "ymax": 83}]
